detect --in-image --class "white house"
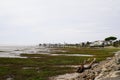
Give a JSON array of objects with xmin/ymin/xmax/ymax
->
[{"xmin": 90, "ymin": 40, "xmax": 104, "ymax": 47}]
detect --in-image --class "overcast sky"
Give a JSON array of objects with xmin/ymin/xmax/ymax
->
[{"xmin": 0, "ymin": 0, "xmax": 120, "ymax": 45}]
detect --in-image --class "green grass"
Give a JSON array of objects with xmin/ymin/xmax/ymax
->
[
  {"xmin": 52, "ymin": 48, "xmax": 119, "ymax": 59},
  {"xmin": 0, "ymin": 48, "xmax": 119, "ymax": 80},
  {"xmin": 0, "ymin": 56, "xmax": 89, "ymax": 80}
]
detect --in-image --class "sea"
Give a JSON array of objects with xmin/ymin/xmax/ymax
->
[{"xmin": 0, "ymin": 45, "xmax": 50, "ymax": 58}]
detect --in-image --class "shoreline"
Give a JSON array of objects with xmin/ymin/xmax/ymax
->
[{"xmin": 49, "ymin": 51, "xmax": 120, "ymax": 80}]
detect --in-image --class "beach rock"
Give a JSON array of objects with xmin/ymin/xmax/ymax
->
[
  {"xmin": 94, "ymin": 51, "xmax": 120, "ymax": 80},
  {"xmin": 115, "ymin": 51, "xmax": 120, "ymax": 64}
]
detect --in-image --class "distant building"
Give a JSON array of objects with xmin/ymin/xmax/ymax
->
[{"xmin": 90, "ymin": 40, "xmax": 104, "ymax": 47}]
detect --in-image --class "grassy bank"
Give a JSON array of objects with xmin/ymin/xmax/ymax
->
[
  {"xmin": 0, "ymin": 48, "xmax": 119, "ymax": 80},
  {"xmin": 51, "ymin": 48, "xmax": 120, "ymax": 61}
]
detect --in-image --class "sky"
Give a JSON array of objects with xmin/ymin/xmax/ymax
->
[{"xmin": 0, "ymin": 0, "xmax": 120, "ymax": 45}]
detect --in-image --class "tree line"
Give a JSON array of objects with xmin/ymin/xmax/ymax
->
[{"xmin": 39, "ymin": 36, "xmax": 120, "ymax": 48}]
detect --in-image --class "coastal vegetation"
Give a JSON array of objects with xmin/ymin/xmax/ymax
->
[{"xmin": 0, "ymin": 47, "xmax": 120, "ymax": 80}]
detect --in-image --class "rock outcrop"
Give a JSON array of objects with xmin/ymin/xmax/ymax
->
[{"xmin": 95, "ymin": 51, "xmax": 120, "ymax": 80}]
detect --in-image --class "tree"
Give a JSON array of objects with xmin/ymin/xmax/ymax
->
[
  {"xmin": 39, "ymin": 43, "xmax": 42, "ymax": 46},
  {"xmin": 81, "ymin": 42, "xmax": 85, "ymax": 47},
  {"xmin": 86, "ymin": 41, "xmax": 91, "ymax": 47},
  {"xmin": 105, "ymin": 36, "xmax": 117, "ymax": 46},
  {"xmin": 113, "ymin": 41, "xmax": 119, "ymax": 47},
  {"xmin": 105, "ymin": 36, "xmax": 117, "ymax": 41}
]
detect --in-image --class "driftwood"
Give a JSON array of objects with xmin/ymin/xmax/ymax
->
[{"xmin": 77, "ymin": 58, "xmax": 96, "ymax": 73}]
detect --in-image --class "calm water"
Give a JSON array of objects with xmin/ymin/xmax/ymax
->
[
  {"xmin": 0, "ymin": 46, "xmax": 49, "ymax": 58},
  {"xmin": 0, "ymin": 46, "xmax": 93, "ymax": 58}
]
